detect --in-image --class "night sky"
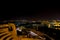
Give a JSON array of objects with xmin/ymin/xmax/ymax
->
[{"xmin": 0, "ymin": 8, "xmax": 60, "ymax": 20}]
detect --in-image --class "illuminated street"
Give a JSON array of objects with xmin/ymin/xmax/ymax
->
[{"xmin": 0, "ymin": 20, "xmax": 60, "ymax": 40}]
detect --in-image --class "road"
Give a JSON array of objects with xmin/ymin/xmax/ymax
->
[
  {"xmin": 17, "ymin": 29, "xmax": 54, "ymax": 40},
  {"xmin": 30, "ymin": 29, "xmax": 54, "ymax": 40}
]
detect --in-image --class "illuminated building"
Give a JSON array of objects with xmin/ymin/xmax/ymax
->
[{"xmin": 48, "ymin": 20, "xmax": 60, "ymax": 30}]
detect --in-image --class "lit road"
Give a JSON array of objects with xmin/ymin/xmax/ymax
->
[
  {"xmin": 17, "ymin": 29, "xmax": 54, "ymax": 40},
  {"xmin": 30, "ymin": 29, "xmax": 54, "ymax": 40}
]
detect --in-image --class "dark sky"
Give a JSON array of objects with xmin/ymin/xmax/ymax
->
[
  {"xmin": 15, "ymin": 8, "xmax": 60, "ymax": 20},
  {"xmin": 0, "ymin": 1, "xmax": 60, "ymax": 21},
  {"xmin": 0, "ymin": 8, "xmax": 60, "ymax": 20}
]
